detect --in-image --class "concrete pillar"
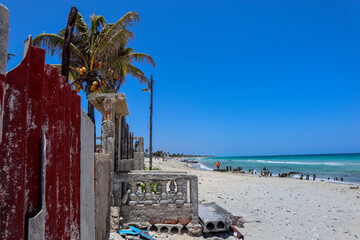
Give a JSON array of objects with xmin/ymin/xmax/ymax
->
[
  {"xmin": 115, "ymin": 115, "xmax": 121, "ymax": 172},
  {"xmin": 190, "ymin": 176, "xmax": 199, "ymax": 223},
  {"xmin": 101, "ymin": 120, "xmax": 114, "ymax": 206},
  {"xmin": 0, "ymin": 4, "xmax": 9, "ymax": 75},
  {"xmin": 139, "ymin": 137, "xmax": 144, "ymax": 152}
]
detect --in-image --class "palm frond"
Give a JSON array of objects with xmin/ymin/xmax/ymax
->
[
  {"xmin": 95, "ymin": 31, "xmax": 133, "ymax": 62},
  {"xmin": 7, "ymin": 53, "xmax": 15, "ymax": 62},
  {"xmin": 32, "ymin": 33, "xmax": 64, "ymax": 57},
  {"xmin": 90, "ymin": 14, "xmax": 106, "ymax": 34},
  {"xmin": 50, "ymin": 64, "xmax": 80, "ymax": 83},
  {"xmin": 98, "ymin": 23, "xmax": 114, "ymax": 40},
  {"xmin": 127, "ymin": 52, "xmax": 155, "ymax": 67},
  {"xmin": 58, "ymin": 28, "xmax": 66, "ymax": 37},
  {"xmin": 32, "ymin": 33, "xmax": 87, "ymax": 65},
  {"xmin": 96, "ymin": 11, "xmax": 139, "ymax": 53},
  {"xmin": 75, "ymin": 13, "xmax": 90, "ymax": 37},
  {"xmin": 126, "ymin": 64, "xmax": 148, "ymax": 84}
]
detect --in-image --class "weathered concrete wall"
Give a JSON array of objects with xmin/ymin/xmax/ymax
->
[
  {"xmin": 0, "ymin": 4, "xmax": 9, "ymax": 75},
  {"xmin": 95, "ymin": 153, "xmax": 111, "ymax": 240},
  {"xmin": 134, "ymin": 152, "xmax": 144, "ymax": 170},
  {"xmin": 118, "ymin": 159, "xmax": 134, "ymax": 171},
  {"xmin": 120, "ymin": 204, "xmax": 194, "ymax": 223},
  {"xmin": 114, "ymin": 171, "xmax": 202, "ymax": 236},
  {"xmin": 80, "ymin": 111, "xmax": 95, "ymax": 240}
]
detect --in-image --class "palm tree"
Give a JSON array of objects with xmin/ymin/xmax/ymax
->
[
  {"xmin": 102, "ymin": 45, "xmax": 155, "ymax": 92},
  {"xmin": 32, "ymin": 11, "xmax": 155, "ymax": 123}
]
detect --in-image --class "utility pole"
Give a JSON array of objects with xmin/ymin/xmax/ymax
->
[{"xmin": 149, "ymin": 75, "xmax": 153, "ymax": 170}]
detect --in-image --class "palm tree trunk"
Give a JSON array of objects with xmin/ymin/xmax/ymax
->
[{"xmin": 61, "ymin": 6, "xmax": 78, "ymax": 83}]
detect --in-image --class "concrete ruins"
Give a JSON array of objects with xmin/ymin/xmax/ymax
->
[{"xmin": 89, "ymin": 93, "xmax": 202, "ymax": 237}]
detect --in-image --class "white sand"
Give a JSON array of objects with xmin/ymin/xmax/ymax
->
[{"xmin": 147, "ymin": 157, "xmax": 360, "ymax": 240}]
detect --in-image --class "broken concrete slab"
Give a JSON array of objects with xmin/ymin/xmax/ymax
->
[
  {"xmin": 199, "ymin": 202, "xmax": 234, "ymax": 233},
  {"xmin": 109, "ymin": 232, "xmax": 125, "ymax": 240},
  {"xmin": 88, "ymin": 93, "xmax": 129, "ymax": 116}
]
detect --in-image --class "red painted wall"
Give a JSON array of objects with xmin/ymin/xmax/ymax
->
[{"xmin": 0, "ymin": 44, "xmax": 81, "ymax": 240}]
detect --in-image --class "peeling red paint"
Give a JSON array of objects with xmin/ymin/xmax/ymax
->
[
  {"xmin": 44, "ymin": 66, "xmax": 60, "ymax": 240},
  {"xmin": 0, "ymin": 73, "xmax": 6, "ymax": 162},
  {"xmin": 0, "ymin": 43, "xmax": 31, "ymax": 240},
  {"xmin": 25, "ymin": 46, "xmax": 45, "ymax": 220},
  {"xmin": 0, "ymin": 44, "xmax": 81, "ymax": 240},
  {"xmin": 63, "ymin": 84, "xmax": 72, "ymax": 239},
  {"xmin": 70, "ymin": 93, "xmax": 81, "ymax": 240}
]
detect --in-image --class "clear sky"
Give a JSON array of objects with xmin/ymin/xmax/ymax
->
[{"xmin": 3, "ymin": 0, "xmax": 360, "ymax": 156}]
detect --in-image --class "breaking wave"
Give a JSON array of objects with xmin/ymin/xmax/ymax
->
[
  {"xmin": 248, "ymin": 160, "xmax": 359, "ymax": 166},
  {"xmin": 189, "ymin": 162, "xmax": 213, "ymax": 171}
]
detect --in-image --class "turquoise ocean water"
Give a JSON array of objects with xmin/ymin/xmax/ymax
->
[{"xmin": 188, "ymin": 153, "xmax": 360, "ymax": 184}]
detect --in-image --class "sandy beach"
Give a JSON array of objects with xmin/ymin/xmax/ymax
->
[{"xmin": 145, "ymin": 157, "xmax": 360, "ymax": 240}]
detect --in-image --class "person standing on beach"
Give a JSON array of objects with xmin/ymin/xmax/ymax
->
[{"xmin": 216, "ymin": 161, "xmax": 220, "ymax": 171}]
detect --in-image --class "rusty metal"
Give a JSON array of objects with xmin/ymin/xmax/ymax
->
[{"xmin": 230, "ymin": 225, "xmax": 244, "ymax": 239}]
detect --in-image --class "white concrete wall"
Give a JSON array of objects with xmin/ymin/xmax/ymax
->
[
  {"xmin": 95, "ymin": 153, "xmax": 111, "ymax": 240},
  {"xmin": 80, "ymin": 111, "xmax": 95, "ymax": 240}
]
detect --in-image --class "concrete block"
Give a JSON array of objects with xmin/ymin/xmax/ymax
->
[
  {"xmin": 80, "ymin": 111, "xmax": 95, "ymax": 240},
  {"xmin": 199, "ymin": 202, "xmax": 234, "ymax": 233},
  {"xmin": 154, "ymin": 224, "xmax": 184, "ymax": 234},
  {"xmin": 0, "ymin": 4, "xmax": 9, "ymax": 75}
]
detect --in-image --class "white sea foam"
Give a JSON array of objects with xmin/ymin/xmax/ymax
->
[
  {"xmin": 189, "ymin": 162, "xmax": 213, "ymax": 171},
  {"xmin": 248, "ymin": 160, "xmax": 360, "ymax": 166}
]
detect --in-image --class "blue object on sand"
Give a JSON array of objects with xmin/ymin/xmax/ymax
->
[
  {"xmin": 119, "ymin": 229, "xmax": 138, "ymax": 235},
  {"xmin": 119, "ymin": 226, "xmax": 155, "ymax": 240}
]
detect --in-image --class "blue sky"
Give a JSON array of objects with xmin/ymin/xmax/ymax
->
[{"xmin": 3, "ymin": 0, "xmax": 360, "ymax": 156}]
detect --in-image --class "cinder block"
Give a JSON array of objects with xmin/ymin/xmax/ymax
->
[{"xmin": 198, "ymin": 202, "xmax": 234, "ymax": 233}]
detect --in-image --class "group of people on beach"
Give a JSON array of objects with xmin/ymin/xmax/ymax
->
[{"xmin": 214, "ymin": 161, "xmax": 345, "ymax": 182}]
